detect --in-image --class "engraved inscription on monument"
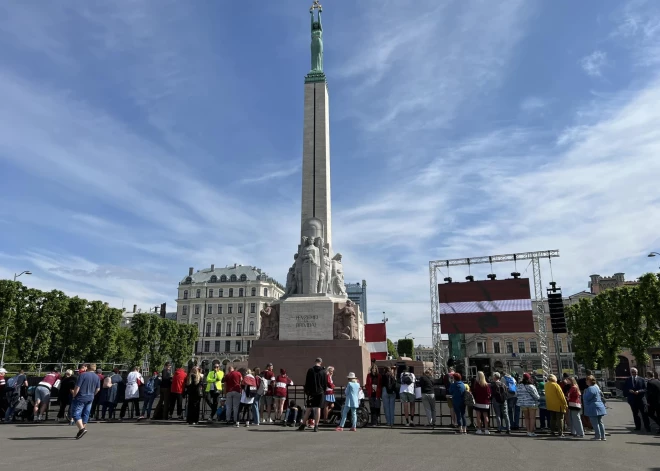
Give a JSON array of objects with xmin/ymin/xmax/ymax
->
[{"xmin": 279, "ymin": 297, "xmax": 334, "ymax": 341}]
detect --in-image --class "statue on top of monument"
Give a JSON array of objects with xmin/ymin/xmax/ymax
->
[
  {"xmin": 310, "ymin": 0, "xmax": 323, "ymax": 72},
  {"xmin": 331, "ymin": 253, "xmax": 347, "ymax": 296}
]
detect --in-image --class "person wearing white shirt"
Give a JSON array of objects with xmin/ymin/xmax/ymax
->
[
  {"xmin": 399, "ymin": 367, "xmax": 416, "ymax": 426},
  {"xmin": 120, "ymin": 366, "xmax": 143, "ymax": 420}
]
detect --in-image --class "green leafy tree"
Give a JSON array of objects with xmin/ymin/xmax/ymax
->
[
  {"xmin": 171, "ymin": 323, "xmax": 198, "ymax": 368},
  {"xmin": 387, "ymin": 338, "xmax": 398, "ymax": 359},
  {"xmin": 397, "ymin": 338, "xmax": 414, "ymax": 358},
  {"xmin": 152, "ymin": 318, "xmax": 179, "ymax": 371}
]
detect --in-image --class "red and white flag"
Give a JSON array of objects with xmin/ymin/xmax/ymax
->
[
  {"xmin": 439, "ymin": 278, "xmax": 535, "ymax": 334},
  {"xmin": 365, "ymin": 323, "xmax": 387, "ymax": 361}
]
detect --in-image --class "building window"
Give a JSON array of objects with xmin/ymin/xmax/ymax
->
[
  {"xmin": 518, "ymin": 341, "xmax": 526, "ymax": 354},
  {"xmin": 194, "ymin": 305, "xmax": 200, "ymax": 315},
  {"xmin": 221, "ymin": 275, "xmax": 227, "ymax": 282},
  {"xmin": 264, "ymin": 288, "xmax": 268, "ymax": 297},
  {"xmin": 530, "ymin": 340, "xmax": 538, "ymax": 353},
  {"xmin": 251, "ymin": 287, "xmax": 256, "ymax": 296},
  {"xmin": 214, "ymin": 341, "xmax": 220, "ymax": 352},
  {"xmin": 206, "ymin": 323, "xmax": 211, "ymax": 336},
  {"xmin": 228, "ymin": 304, "xmax": 233, "ymax": 314},
  {"xmin": 237, "ymin": 322, "xmax": 242, "ymax": 336},
  {"xmin": 216, "ymin": 322, "xmax": 221, "ymax": 336},
  {"xmin": 240, "ymin": 274, "xmax": 247, "ymax": 282},
  {"xmin": 219, "ymin": 288, "xmax": 224, "ymax": 297},
  {"xmin": 477, "ymin": 341, "xmax": 486, "ymax": 354},
  {"xmin": 204, "ymin": 341, "xmax": 210, "ymax": 353},
  {"xmin": 239, "ymin": 288, "xmax": 244, "ymax": 297},
  {"xmin": 182, "ymin": 305, "xmax": 188, "ymax": 316},
  {"xmin": 229, "ymin": 288, "xmax": 234, "ymax": 297},
  {"xmin": 207, "ymin": 305, "xmax": 213, "ymax": 315},
  {"xmin": 247, "ymin": 340, "xmax": 251, "ymax": 353},
  {"xmin": 218, "ymin": 304, "xmax": 223, "ymax": 314},
  {"xmin": 238, "ymin": 304, "xmax": 243, "ymax": 314},
  {"xmin": 235, "ymin": 340, "xmax": 241, "ymax": 352},
  {"xmin": 506, "ymin": 341, "xmax": 514, "ymax": 354},
  {"xmin": 249, "ymin": 321, "xmax": 255, "ymax": 335},
  {"xmin": 227, "ymin": 322, "xmax": 232, "ymax": 336},
  {"xmin": 225, "ymin": 341, "xmax": 230, "ymax": 352},
  {"xmin": 183, "ymin": 290, "xmax": 188, "ymax": 299},
  {"xmin": 210, "ymin": 275, "xmax": 217, "ymax": 283},
  {"xmin": 250, "ymin": 303, "xmax": 256, "ymax": 314},
  {"xmin": 196, "ymin": 289, "xmax": 201, "ymax": 298},
  {"xmin": 558, "ymin": 340, "xmax": 564, "ymax": 353},
  {"xmin": 230, "ymin": 275, "xmax": 237, "ymax": 282},
  {"xmin": 493, "ymin": 341, "xmax": 501, "ymax": 354},
  {"xmin": 209, "ymin": 289, "xmax": 214, "ymax": 298}
]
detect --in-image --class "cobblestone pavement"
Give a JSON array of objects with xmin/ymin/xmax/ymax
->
[{"xmin": 1, "ymin": 401, "xmax": 658, "ymax": 471}]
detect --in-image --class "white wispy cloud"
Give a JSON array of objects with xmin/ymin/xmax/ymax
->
[
  {"xmin": 520, "ymin": 96, "xmax": 551, "ymax": 112},
  {"xmin": 580, "ymin": 50, "xmax": 608, "ymax": 77},
  {"xmin": 240, "ymin": 164, "xmax": 300, "ymax": 184}
]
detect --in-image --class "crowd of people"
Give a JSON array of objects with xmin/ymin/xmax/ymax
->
[{"xmin": 1, "ymin": 360, "xmax": 659, "ymax": 441}]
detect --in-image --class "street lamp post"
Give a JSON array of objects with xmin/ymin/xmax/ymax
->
[{"xmin": 2, "ymin": 270, "xmax": 32, "ymax": 367}]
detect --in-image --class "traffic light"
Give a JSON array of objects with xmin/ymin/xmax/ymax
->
[{"xmin": 547, "ymin": 283, "xmax": 567, "ymax": 334}]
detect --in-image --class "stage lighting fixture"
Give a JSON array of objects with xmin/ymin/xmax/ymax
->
[
  {"xmin": 465, "ymin": 275, "xmax": 474, "ymax": 282},
  {"xmin": 443, "ymin": 277, "xmax": 453, "ymax": 283},
  {"xmin": 487, "ymin": 274, "xmax": 496, "ymax": 280},
  {"xmin": 511, "ymin": 272, "xmax": 520, "ymax": 279}
]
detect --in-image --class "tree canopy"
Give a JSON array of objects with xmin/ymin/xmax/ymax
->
[
  {"xmin": 0, "ymin": 280, "xmax": 196, "ymax": 371},
  {"xmin": 566, "ymin": 273, "xmax": 660, "ymax": 372}
]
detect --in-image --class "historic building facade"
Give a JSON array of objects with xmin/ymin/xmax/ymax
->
[{"xmin": 176, "ymin": 264, "xmax": 284, "ymax": 363}]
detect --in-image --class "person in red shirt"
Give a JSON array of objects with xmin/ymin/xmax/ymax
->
[
  {"xmin": 34, "ymin": 368, "xmax": 62, "ymax": 421},
  {"xmin": 223, "ymin": 365, "xmax": 243, "ymax": 425},
  {"xmin": 262, "ymin": 363, "xmax": 275, "ymax": 423},
  {"xmin": 169, "ymin": 367, "xmax": 187, "ymax": 420},
  {"xmin": 274, "ymin": 369, "xmax": 293, "ymax": 422}
]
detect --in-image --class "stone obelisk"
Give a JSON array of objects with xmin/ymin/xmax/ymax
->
[{"xmin": 250, "ymin": 2, "xmax": 369, "ymax": 385}]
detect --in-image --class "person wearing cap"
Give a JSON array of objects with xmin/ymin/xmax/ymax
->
[
  {"xmin": 34, "ymin": 367, "xmax": 61, "ymax": 422},
  {"xmin": 336, "ymin": 372, "xmax": 361, "ymax": 431},
  {"xmin": 261, "ymin": 363, "xmax": 275, "ymax": 423},
  {"xmin": 298, "ymin": 357, "xmax": 327, "ymax": 432}
]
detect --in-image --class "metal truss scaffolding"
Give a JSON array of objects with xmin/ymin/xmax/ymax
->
[{"xmin": 429, "ymin": 250, "xmax": 559, "ymax": 377}]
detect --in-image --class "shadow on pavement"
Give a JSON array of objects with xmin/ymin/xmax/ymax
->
[
  {"xmin": 7, "ymin": 437, "xmax": 73, "ymax": 440},
  {"xmin": 626, "ymin": 442, "xmax": 660, "ymax": 447}
]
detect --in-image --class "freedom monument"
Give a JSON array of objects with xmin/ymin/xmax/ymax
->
[{"xmin": 250, "ymin": 1, "xmax": 370, "ymax": 383}]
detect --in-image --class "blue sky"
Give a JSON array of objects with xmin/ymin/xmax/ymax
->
[{"xmin": 1, "ymin": 0, "xmax": 660, "ymax": 345}]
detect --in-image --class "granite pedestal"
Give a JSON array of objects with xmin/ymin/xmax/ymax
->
[{"xmin": 248, "ymin": 339, "xmax": 370, "ymax": 386}]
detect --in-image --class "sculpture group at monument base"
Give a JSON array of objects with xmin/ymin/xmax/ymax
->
[{"xmin": 248, "ymin": 339, "xmax": 370, "ymax": 385}]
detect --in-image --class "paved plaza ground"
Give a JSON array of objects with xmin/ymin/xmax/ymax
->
[{"xmin": 1, "ymin": 401, "xmax": 658, "ymax": 471}]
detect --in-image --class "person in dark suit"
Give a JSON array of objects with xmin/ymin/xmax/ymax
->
[
  {"xmin": 623, "ymin": 368, "xmax": 651, "ymax": 432},
  {"xmin": 645, "ymin": 371, "xmax": 660, "ymax": 432}
]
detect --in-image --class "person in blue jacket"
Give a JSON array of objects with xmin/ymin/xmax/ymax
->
[
  {"xmin": 336, "ymin": 372, "xmax": 361, "ymax": 432},
  {"xmin": 583, "ymin": 375, "xmax": 607, "ymax": 441},
  {"xmin": 449, "ymin": 373, "xmax": 467, "ymax": 434}
]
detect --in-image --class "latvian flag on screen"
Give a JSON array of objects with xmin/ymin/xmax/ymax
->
[
  {"xmin": 438, "ymin": 278, "xmax": 535, "ymax": 334},
  {"xmin": 365, "ymin": 323, "xmax": 388, "ymax": 360}
]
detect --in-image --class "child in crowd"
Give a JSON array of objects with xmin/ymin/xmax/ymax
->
[
  {"xmin": 216, "ymin": 399, "xmax": 227, "ymax": 422},
  {"xmin": 283, "ymin": 400, "xmax": 304, "ymax": 427}
]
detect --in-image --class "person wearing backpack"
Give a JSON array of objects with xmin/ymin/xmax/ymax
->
[
  {"xmin": 138, "ymin": 371, "xmax": 160, "ymax": 420},
  {"xmin": 239, "ymin": 369, "xmax": 258, "ymax": 427},
  {"xmin": 490, "ymin": 373, "xmax": 510, "ymax": 434},
  {"xmin": 449, "ymin": 372, "xmax": 467, "ymax": 434},
  {"xmin": 503, "ymin": 372, "xmax": 519, "ymax": 430},
  {"xmin": 4, "ymin": 369, "xmax": 28, "ymax": 423},
  {"xmin": 399, "ymin": 366, "xmax": 416, "ymax": 426}
]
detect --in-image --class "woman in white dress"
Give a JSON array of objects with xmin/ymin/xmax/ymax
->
[{"xmin": 120, "ymin": 366, "xmax": 143, "ymax": 420}]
